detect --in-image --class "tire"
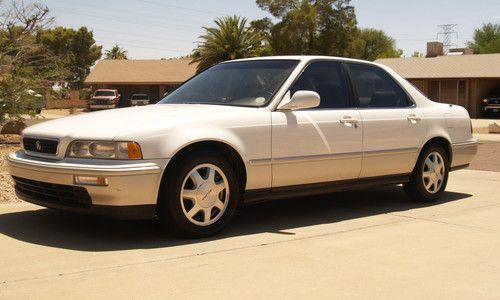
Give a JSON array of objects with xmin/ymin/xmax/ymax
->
[
  {"xmin": 404, "ymin": 144, "xmax": 449, "ymax": 203},
  {"xmin": 156, "ymin": 150, "xmax": 241, "ymax": 237},
  {"xmin": 36, "ymin": 108, "xmax": 42, "ymax": 114}
]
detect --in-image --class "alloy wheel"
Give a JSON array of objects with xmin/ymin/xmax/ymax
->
[
  {"xmin": 422, "ymin": 151, "xmax": 445, "ymax": 194},
  {"xmin": 180, "ymin": 163, "xmax": 230, "ymax": 226}
]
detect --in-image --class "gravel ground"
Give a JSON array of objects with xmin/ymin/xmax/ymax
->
[
  {"xmin": 1, "ymin": 135, "xmax": 20, "ymax": 173},
  {"xmin": 0, "ymin": 174, "xmax": 18, "ymax": 204},
  {"xmin": 1, "ymin": 135, "xmax": 21, "ymax": 203}
]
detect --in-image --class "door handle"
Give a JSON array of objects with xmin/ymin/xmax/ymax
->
[
  {"xmin": 407, "ymin": 115, "xmax": 421, "ymax": 123},
  {"xmin": 340, "ymin": 116, "xmax": 359, "ymax": 127}
]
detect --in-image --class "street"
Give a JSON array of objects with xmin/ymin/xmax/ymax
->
[{"xmin": 1, "ymin": 168, "xmax": 499, "ymax": 299}]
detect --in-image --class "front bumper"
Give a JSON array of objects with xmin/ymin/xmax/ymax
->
[
  {"xmin": 89, "ymin": 104, "xmax": 116, "ymax": 109},
  {"xmin": 130, "ymin": 101, "xmax": 149, "ymax": 106},
  {"xmin": 7, "ymin": 151, "xmax": 169, "ymax": 219},
  {"xmin": 484, "ymin": 106, "xmax": 500, "ymax": 112}
]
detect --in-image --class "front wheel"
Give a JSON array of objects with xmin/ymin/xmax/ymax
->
[
  {"xmin": 404, "ymin": 145, "xmax": 449, "ymax": 202},
  {"xmin": 157, "ymin": 151, "xmax": 241, "ymax": 237}
]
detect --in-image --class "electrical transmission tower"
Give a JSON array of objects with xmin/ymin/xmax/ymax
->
[{"xmin": 437, "ymin": 24, "xmax": 458, "ymax": 54}]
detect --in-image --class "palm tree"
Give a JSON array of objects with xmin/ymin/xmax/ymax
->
[
  {"xmin": 104, "ymin": 44, "xmax": 128, "ymax": 60},
  {"xmin": 191, "ymin": 15, "xmax": 264, "ymax": 73}
]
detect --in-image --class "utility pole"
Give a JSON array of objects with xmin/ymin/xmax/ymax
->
[{"xmin": 437, "ymin": 24, "xmax": 458, "ymax": 54}]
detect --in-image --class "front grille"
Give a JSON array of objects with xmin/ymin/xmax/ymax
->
[
  {"xmin": 23, "ymin": 137, "xmax": 58, "ymax": 154},
  {"xmin": 13, "ymin": 176, "xmax": 91, "ymax": 207},
  {"xmin": 95, "ymin": 100, "xmax": 111, "ymax": 105}
]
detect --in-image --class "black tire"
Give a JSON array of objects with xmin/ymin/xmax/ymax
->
[
  {"xmin": 404, "ymin": 144, "xmax": 449, "ymax": 203},
  {"xmin": 156, "ymin": 150, "xmax": 241, "ymax": 237},
  {"xmin": 36, "ymin": 108, "xmax": 42, "ymax": 114}
]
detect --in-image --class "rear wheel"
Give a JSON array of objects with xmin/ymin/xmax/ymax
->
[
  {"xmin": 404, "ymin": 145, "xmax": 449, "ymax": 202},
  {"xmin": 157, "ymin": 151, "xmax": 240, "ymax": 237}
]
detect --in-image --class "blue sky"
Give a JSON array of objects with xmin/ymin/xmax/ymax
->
[{"xmin": 42, "ymin": 0, "xmax": 500, "ymax": 59}]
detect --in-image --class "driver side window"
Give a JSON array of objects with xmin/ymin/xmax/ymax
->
[{"xmin": 290, "ymin": 61, "xmax": 351, "ymax": 109}]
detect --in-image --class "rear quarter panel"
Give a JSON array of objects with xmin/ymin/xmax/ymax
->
[{"xmin": 420, "ymin": 104, "xmax": 476, "ymax": 167}]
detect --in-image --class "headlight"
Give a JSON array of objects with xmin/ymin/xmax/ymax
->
[{"xmin": 66, "ymin": 141, "xmax": 142, "ymax": 159}]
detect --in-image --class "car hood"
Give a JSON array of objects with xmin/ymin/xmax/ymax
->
[{"xmin": 23, "ymin": 104, "xmax": 256, "ymax": 141}]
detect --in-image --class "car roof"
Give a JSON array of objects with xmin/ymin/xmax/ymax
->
[{"xmin": 224, "ymin": 55, "xmax": 381, "ymax": 66}]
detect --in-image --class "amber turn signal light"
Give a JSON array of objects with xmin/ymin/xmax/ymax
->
[{"xmin": 127, "ymin": 142, "xmax": 143, "ymax": 159}]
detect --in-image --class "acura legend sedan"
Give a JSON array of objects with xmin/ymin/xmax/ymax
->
[{"xmin": 8, "ymin": 56, "xmax": 478, "ymax": 237}]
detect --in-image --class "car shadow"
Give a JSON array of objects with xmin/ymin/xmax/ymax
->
[{"xmin": 0, "ymin": 186, "xmax": 471, "ymax": 252}]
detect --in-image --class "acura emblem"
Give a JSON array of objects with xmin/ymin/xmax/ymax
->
[{"xmin": 35, "ymin": 140, "xmax": 42, "ymax": 151}]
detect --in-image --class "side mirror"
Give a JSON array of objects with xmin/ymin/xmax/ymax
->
[{"xmin": 277, "ymin": 90, "xmax": 320, "ymax": 111}]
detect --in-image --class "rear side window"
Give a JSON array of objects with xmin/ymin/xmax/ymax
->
[
  {"xmin": 290, "ymin": 61, "xmax": 351, "ymax": 109},
  {"xmin": 347, "ymin": 63, "xmax": 412, "ymax": 108}
]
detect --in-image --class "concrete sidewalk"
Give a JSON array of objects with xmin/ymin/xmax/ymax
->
[
  {"xmin": 0, "ymin": 168, "xmax": 499, "ymax": 299},
  {"xmin": 472, "ymin": 119, "xmax": 500, "ymax": 134}
]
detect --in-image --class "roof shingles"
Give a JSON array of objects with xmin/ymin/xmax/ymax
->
[
  {"xmin": 84, "ymin": 59, "xmax": 197, "ymax": 84},
  {"xmin": 376, "ymin": 53, "xmax": 500, "ymax": 79}
]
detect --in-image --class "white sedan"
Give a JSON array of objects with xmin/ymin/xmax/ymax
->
[{"xmin": 8, "ymin": 56, "xmax": 478, "ymax": 237}]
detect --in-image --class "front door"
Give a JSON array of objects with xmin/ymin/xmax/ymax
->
[{"xmin": 271, "ymin": 61, "xmax": 363, "ymax": 188}]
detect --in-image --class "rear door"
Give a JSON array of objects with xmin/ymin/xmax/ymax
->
[{"xmin": 346, "ymin": 63, "xmax": 426, "ymax": 178}]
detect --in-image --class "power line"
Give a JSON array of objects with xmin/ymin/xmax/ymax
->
[
  {"xmin": 48, "ymin": 0, "xmax": 210, "ymax": 28},
  {"xmin": 48, "ymin": 6, "xmax": 204, "ymax": 34},
  {"xmin": 136, "ymin": 0, "xmax": 226, "ymax": 16},
  {"xmin": 95, "ymin": 31, "xmax": 196, "ymax": 46},
  {"xmin": 95, "ymin": 39, "xmax": 186, "ymax": 53},
  {"xmin": 437, "ymin": 24, "xmax": 458, "ymax": 54}
]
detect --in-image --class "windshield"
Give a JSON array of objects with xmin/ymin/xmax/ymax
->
[
  {"xmin": 158, "ymin": 60, "xmax": 299, "ymax": 107},
  {"xmin": 132, "ymin": 94, "xmax": 149, "ymax": 100},
  {"xmin": 94, "ymin": 91, "xmax": 116, "ymax": 97}
]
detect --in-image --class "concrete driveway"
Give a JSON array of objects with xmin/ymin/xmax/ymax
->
[{"xmin": 1, "ymin": 168, "xmax": 499, "ymax": 299}]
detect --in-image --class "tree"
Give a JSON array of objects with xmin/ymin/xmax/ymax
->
[
  {"xmin": 191, "ymin": 15, "xmax": 264, "ymax": 73},
  {"xmin": 411, "ymin": 51, "xmax": 424, "ymax": 57},
  {"xmin": 249, "ymin": 17, "xmax": 273, "ymax": 55},
  {"xmin": 467, "ymin": 23, "xmax": 500, "ymax": 54},
  {"xmin": 104, "ymin": 44, "xmax": 128, "ymax": 59},
  {"xmin": 37, "ymin": 26, "xmax": 102, "ymax": 89},
  {"xmin": 255, "ymin": 0, "xmax": 358, "ymax": 56},
  {"xmin": 0, "ymin": 1, "xmax": 66, "ymax": 125},
  {"xmin": 377, "ymin": 48, "xmax": 403, "ymax": 59},
  {"xmin": 350, "ymin": 28, "xmax": 400, "ymax": 60}
]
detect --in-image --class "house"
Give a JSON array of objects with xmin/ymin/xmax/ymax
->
[
  {"xmin": 84, "ymin": 59, "xmax": 197, "ymax": 105},
  {"xmin": 376, "ymin": 42, "xmax": 500, "ymax": 118}
]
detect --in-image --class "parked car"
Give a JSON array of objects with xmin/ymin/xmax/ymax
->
[
  {"xmin": 88, "ymin": 89, "xmax": 120, "ymax": 110},
  {"xmin": 483, "ymin": 97, "xmax": 500, "ymax": 117},
  {"xmin": 129, "ymin": 94, "xmax": 150, "ymax": 106},
  {"xmin": 8, "ymin": 56, "xmax": 478, "ymax": 237}
]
